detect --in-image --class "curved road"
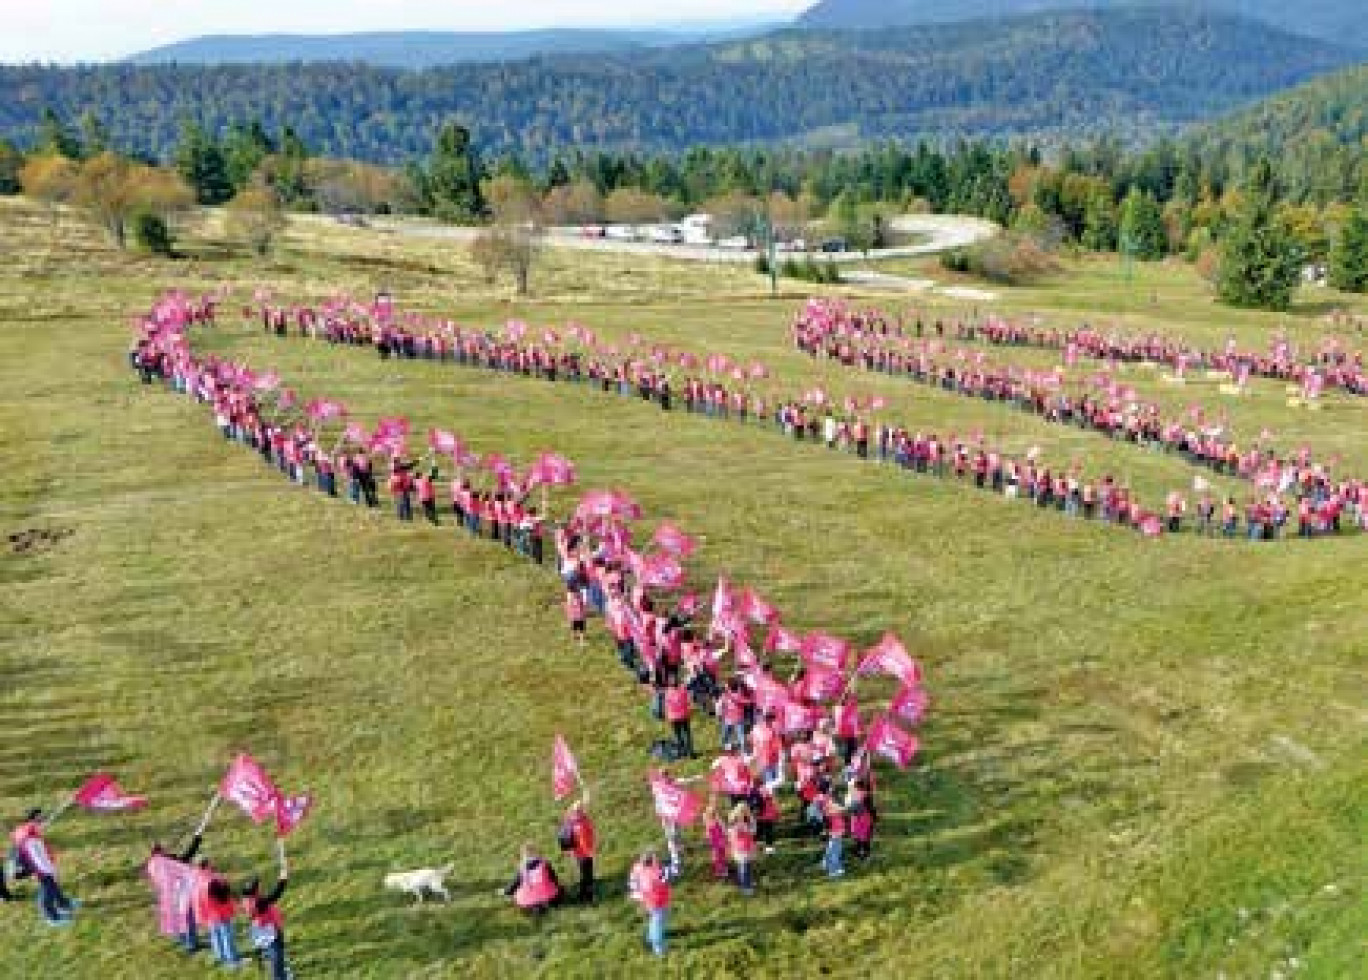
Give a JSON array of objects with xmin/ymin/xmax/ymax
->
[{"xmin": 376, "ymin": 213, "xmax": 998, "ymax": 265}]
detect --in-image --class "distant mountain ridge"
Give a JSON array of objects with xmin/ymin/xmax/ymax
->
[
  {"xmin": 2, "ymin": 8, "xmax": 1358, "ymax": 163},
  {"xmin": 125, "ymin": 25, "xmax": 778, "ymax": 68},
  {"xmin": 798, "ymin": 0, "xmax": 1368, "ymax": 50}
]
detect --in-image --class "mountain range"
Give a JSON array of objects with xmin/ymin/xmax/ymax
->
[
  {"xmin": 125, "ymin": 24, "xmax": 779, "ymax": 69},
  {"xmin": 800, "ymin": 0, "xmax": 1368, "ymax": 51},
  {"xmin": 122, "ymin": 0, "xmax": 1367, "ymax": 66},
  {"xmin": 2, "ymin": 7, "xmax": 1363, "ymax": 167}
]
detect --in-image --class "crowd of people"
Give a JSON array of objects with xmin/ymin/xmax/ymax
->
[
  {"xmin": 791, "ymin": 299, "xmax": 1368, "ymax": 540},
  {"xmin": 236, "ymin": 293, "xmax": 1368, "ymax": 542},
  {"xmin": 125, "ymin": 289, "xmax": 929, "ymax": 960},
  {"xmin": 938, "ymin": 313, "xmax": 1368, "ymax": 397}
]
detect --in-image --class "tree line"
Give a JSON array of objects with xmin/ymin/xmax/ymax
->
[{"xmin": 2, "ymin": 108, "xmax": 1364, "ymax": 308}]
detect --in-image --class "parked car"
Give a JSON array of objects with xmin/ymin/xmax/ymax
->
[
  {"xmin": 717, "ymin": 235, "xmax": 751, "ymax": 250},
  {"xmin": 581, "ymin": 224, "xmax": 606, "ymax": 238},
  {"xmin": 649, "ymin": 226, "xmax": 684, "ymax": 244},
  {"xmin": 819, "ymin": 237, "xmax": 848, "ymax": 253}
]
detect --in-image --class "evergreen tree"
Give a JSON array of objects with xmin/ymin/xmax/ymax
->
[
  {"xmin": 421, "ymin": 122, "xmax": 485, "ymax": 222},
  {"xmin": 0, "ymin": 140, "xmax": 23, "ymax": 195},
  {"xmin": 223, "ymin": 120, "xmax": 275, "ymax": 191},
  {"xmin": 1217, "ymin": 159, "xmax": 1304, "ymax": 311},
  {"xmin": 78, "ymin": 111, "xmax": 109, "ymax": 156},
  {"xmin": 1118, "ymin": 188, "xmax": 1167, "ymax": 260},
  {"xmin": 1081, "ymin": 187, "xmax": 1118, "ymax": 252},
  {"xmin": 1328, "ymin": 203, "xmax": 1368, "ymax": 293},
  {"xmin": 175, "ymin": 122, "xmax": 233, "ymax": 206},
  {"xmin": 37, "ymin": 108, "xmax": 82, "ymax": 160}
]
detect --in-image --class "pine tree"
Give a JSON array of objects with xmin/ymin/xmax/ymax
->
[
  {"xmin": 1081, "ymin": 188, "xmax": 1118, "ymax": 252},
  {"xmin": 37, "ymin": 108, "xmax": 82, "ymax": 160},
  {"xmin": 1118, "ymin": 188, "xmax": 1166, "ymax": 260},
  {"xmin": 1328, "ymin": 204, "xmax": 1368, "ymax": 293},
  {"xmin": 175, "ymin": 122, "xmax": 233, "ymax": 206},
  {"xmin": 421, "ymin": 122, "xmax": 485, "ymax": 222},
  {"xmin": 1216, "ymin": 159, "xmax": 1304, "ymax": 311}
]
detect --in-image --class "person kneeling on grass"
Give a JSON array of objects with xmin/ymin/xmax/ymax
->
[
  {"xmin": 629, "ymin": 850, "xmax": 671, "ymax": 956},
  {"xmin": 503, "ymin": 844, "xmax": 561, "ymax": 916}
]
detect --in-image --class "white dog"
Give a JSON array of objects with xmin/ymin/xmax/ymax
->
[{"xmin": 383, "ymin": 864, "xmax": 454, "ymax": 904}]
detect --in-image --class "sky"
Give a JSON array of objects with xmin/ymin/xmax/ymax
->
[{"xmin": 1, "ymin": 0, "xmax": 813, "ymax": 63}]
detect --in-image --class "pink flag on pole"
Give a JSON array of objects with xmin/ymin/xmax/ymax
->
[
  {"xmin": 801, "ymin": 632, "xmax": 851, "ymax": 673},
  {"xmin": 798, "ymin": 667, "xmax": 846, "ymax": 703},
  {"xmin": 72, "ymin": 773, "xmax": 147, "ymax": 812},
  {"xmin": 274, "ymin": 793, "xmax": 313, "ymax": 838},
  {"xmin": 764, "ymin": 624, "xmax": 803, "ymax": 655},
  {"xmin": 220, "ymin": 754, "xmax": 281, "ymax": 824},
  {"xmin": 343, "ymin": 422, "xmax": 370, "ymax": 446},
  {"xmin": 529, "ymin": 452, "xmax": 577, "ymax": 488},
  {"xmin": 890, "ymin": 684, "xmax": 930, "ymax": 726},
  {"xmin": 856, "ymin": 633, "xmax": 921, "ymax": 687},
  {"xmin": 552, "ymin": 735, "xmax": 581, "ymax": 801},
  {"xmin": 375, "ymin": 416, "xmax": 410, "ymax": 439},
  {"xmin": 638, "ymin": 553, "xmax": 685, "ymax": 590},
  {"xmin": 652, "ymin": 522, "xmax": 697, "ymax": 558},
  {"xmin": 750, "ymin": 672, "xmax": 790, "ymax": 714},
  {"xmin": 779, "ymin": 699, "xmax": 824, "ymax": 735},
  {"xmin": 429, "ymin": 428, "xmax": 461, "ymax": 455},
  {"xmin": 740, "ymin": 588, "xmax": 780, "ymax": 626},
  {"xmin": 648, "ymin": 771, "xmax": 701, "ymax": 825},
  {"xmin": 865, "ymin": 715, "xmax": 919, "ymax": 769}
]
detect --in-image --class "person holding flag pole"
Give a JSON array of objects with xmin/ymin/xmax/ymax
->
[
  {"xmin": 7, "ymin": 807, "xmax": 76, "ymax": 925},
  {"xmin": 241, "ymin": 839, "xmax": 292, "ymax": 980}
]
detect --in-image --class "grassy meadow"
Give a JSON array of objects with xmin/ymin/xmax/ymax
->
[{"xmin": 0, "ymin": 198, "xmax": 1365, "ymax": 978}]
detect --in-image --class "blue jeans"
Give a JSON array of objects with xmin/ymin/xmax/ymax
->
[
  {"xmin": 646, "ymin": 908, "xmax": 667, "ymax": 956},
  {"xmin": 720, "ymin": 722, "xmax": 746, "ymax": 753},
  {"xmin": 823, "ymin": 835, "xmax": 844, "ymax": 876},
  {"xmin": 37, "ymin": 875, "xmax": 72, "ymax": 922},
  {"xmin": 261, "ymin": 936, "xmax": 289, "ymax": 980},
  {"xmin": 209, "ymin": 922, "xmax": 239, "ymax": 966},
  {"xmin": 180, "ymin": 909, "xmax": 200, "ymax": 952}
]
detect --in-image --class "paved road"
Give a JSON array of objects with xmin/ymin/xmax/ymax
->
[{"xmin": 376, "ymin": 213, "xmax": 997, "ymax": 265}]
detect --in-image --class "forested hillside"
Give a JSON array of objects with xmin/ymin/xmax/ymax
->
[
  {"xmin": 798, "ymin": 0, "xmax": 1368, "ymax": 51},
  {"xmin": 1183, "ymin": 63, "xmax": 1368, "ymax": 203},
  {"xmin": 0, "ymin": 9, "xmax": 1355, "ymax": 163}
]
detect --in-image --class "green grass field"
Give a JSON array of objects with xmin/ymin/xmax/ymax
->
[{"xmin": 1, "ymin": 198, "xmax": 1365, "ymax": 979}]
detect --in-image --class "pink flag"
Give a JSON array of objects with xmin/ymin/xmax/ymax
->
[
  {"xmin": 801, "ymin": 632, "xmax": 851, "ymax": 673},
  {"xmin": 747, "ymin": 362, "xmax": 770, "ymax": 380},
  {"xmin": 276, "ymin": 388, "xmax": 298, "ymax": 412},
  {"xmin": 638, "ymin": 553, "xmax": 685, "ymax": 591},
  {"xmin": 750, "ymin": 672, "xmax": 790, "ymax": 714},
  {"xmin": 274, "ymin": 793, "xmax": 313, "ymax": 838},
  {"xmin": 652, "ymin": 522, "xmax": 697, "ymax": 558},
  {"xmin": 220, "ymin": 754, "xmax": 281, "ymax": 824},
  {"xmin": 798, "ymin": 667, "xmax": 845, "ymax": 703},
  {"xmin": 709, "ymin": 576, "xmax": 734, "ymax": 633},
  {"xmin": 648, "ymin": 771, "xmax": 701, "ymax": 825},
  {"xmin": 146, "ymin": 855, "xmax": 196, "ymax": 936},
  {"xmin": 375, "ymin": 416, "xmax": 410, "ymax": 439},
  {"xmin": 305, "ymin": 398, "xmax": 346, "ymax": 423},
  {"xmin": 740, "ymin": 589, "xmax": 780, "ymax": 626},
  {"xmin": 552, "ymin": 735, "xmax": 581, "ymax": 801},
  {"xmin": 530, "ymin": 452, "xmax": 577, "ymax": 488},
  {"xmin": 429, "ymin": 428, "xmax": 460, "ymax": 455},
  {"xmin": 72, "ymin": 773, "xmax": 147, "ymax": 812},
  {"xmin": 865, "ymin": 715, "xmax": 919, "ymax": 769},
  {"xmin": 343, "ymin": 422, "xmax": 370, "ymax": 446},
  {"xmin": 505, "ymin": 319, "xmax": 528, "ymax": 342},
  {"xmin": 856, "ymin": 633, "xmax": 921, "ymax": 687},
  {"xmin": 764, "ymin": 624, "xmax": 803, "ymax": 655},
  {"xmin": 253, "ymin": 371, "xmax": 281, "ymax": 392},
  {"xmin": 1139, "ymin": 514, "xmax": 1163, "ymax": 538},
  {"xmin": 779, "ymin": 699, "xmax": 824, "ymax": 735},
  {"xmin": 890, "ymin": 684, "xmax": 930, "ymax": 726}
]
